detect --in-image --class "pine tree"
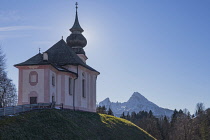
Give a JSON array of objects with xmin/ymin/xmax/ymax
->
[
  {"xmin": 171, "ymin": 109, "xmax": 178, "ymax": 127},
  {"xmin": 126, "ymin": 112, "xmax": 131, "ymax": 120},
  {"xmin": 149, "ymin": 110, "xmax": 153, "ymax": 118},
  {"xmin": 96, "ymin": 106, "xmax": 107, "ymax": 114},
  {"xmin": 159, "ymin": 116, "xmax": 170, "ymax": 140},
  {"xmin": 101, "ymin": 106, "xmax": 107, "ymax": 114},
  {"xmin": 120, "ymin": 112, "xmax": 126, "ymax": 119},
  {"xmin": 96, "ymin": 106, "xmax": 101, "ymax": 113},
  {"xmin": 107, "ymin": 108, "xmax": 114, "ymax": 116},
  {"xmin": 131, "ymin": 111, "xmax": 137, "ymax": 121}
]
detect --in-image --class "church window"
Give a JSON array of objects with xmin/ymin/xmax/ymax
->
[
  {"xmin": 69, "ymin": 77, "xmax": 72, "ymax": 95},
  {"xmin": 82, "ymin": 79, "xmax": 85, "ymax": 98},
  {"xmin": 52, "ymin": 96, "xmax": 55, "ymax": 102},
  {"xmin": 52, "ymin": 75, "xmax": 55, "ymax": 86},
  {"xmin": 29, "ymin": 71, "xmax": 38, "ymax": 86}
]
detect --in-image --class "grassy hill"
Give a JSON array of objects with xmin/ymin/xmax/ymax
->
[{"xmin": 0, "ymin": 109, "xmax": 156, "ymax": 140}]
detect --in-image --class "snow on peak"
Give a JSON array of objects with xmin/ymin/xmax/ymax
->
[{"xmin": 98, "ymin": 92, "xmax": 173, "ymax": 118}]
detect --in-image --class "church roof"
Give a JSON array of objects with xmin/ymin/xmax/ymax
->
[{"xmin": 14, "ymin": 39, "xmax": 99, "ymax": 73}]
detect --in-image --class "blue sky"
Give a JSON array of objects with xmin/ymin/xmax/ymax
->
[{"xmin": 1, "ymin": 0, "xmax": 210, "ymax": 114}]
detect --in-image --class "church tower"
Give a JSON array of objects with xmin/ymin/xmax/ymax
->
[
  {"xmin": 14, "ymin": 3, "xmax": 100, "ymax": 112},
  {"xmin": 66, "ymin": 2, "xmax": 88, "ymax": 63}
]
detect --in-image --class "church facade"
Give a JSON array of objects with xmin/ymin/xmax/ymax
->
[{"xmin": 14, "ymin": 4, "xmax": 99, "ymax": 112}]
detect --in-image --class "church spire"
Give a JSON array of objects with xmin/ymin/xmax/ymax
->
[
  {"xmin": 70, "ymin": 2, "xmax": 84, "ymax": 33},
  {"xmin": 66, "ymin": 2, "xmax": 87, "ymax": 57}
]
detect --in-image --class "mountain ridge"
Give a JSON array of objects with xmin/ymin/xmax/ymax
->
[{"xmin": 99, "ymin": 92, "xmax": 173, "ymax": 118}]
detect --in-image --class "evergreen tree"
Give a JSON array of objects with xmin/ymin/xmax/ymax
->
[
  {"xmin": 149, "ymin": 110, "xmax": 153, "ymax": 118},
  {"xmin": 171, "ymin": 109, "xmax": 178, "ymax": 127},
  {"xmin": 131, "ymin": 112, "xmax": 137, "ymax": 122},
  {"xmin": 120, "ymin": 112, "xmax": 126, "ymax": 119},
  {"xmin": 126, "ymin": 112, "xmax": 131, "ymax": 120},
  {"xmin": 100, "ymin": 104, "xmax": 210, "ymax": 139},
  {"xmin": 96, "ymin": 106, "xmax": 101, "ymax": 113},
  {"xmin": 160, "ymin": 116, "xmax": 170, "ymax": 140},
  {"xmin": 101, "ymin": 106, "xmax": 107, "ymax": 114},
  {"xmin": 107, "ymin": 108, "xmax": 114, "ymax": 116},
  {"xmin": 96, "ymin": 106, "xmax": 107, "ymax": 114}
]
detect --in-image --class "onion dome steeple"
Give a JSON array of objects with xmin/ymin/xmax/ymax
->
[
  {"xmin": 66, "ymin": 2, "xmax": 87, "ymax": 55},
  {"xmin": 70, "ymin": 3, "xmax": 84, "ymax": 33}
]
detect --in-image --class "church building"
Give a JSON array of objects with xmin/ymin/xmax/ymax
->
[{"xmin": 14, "ymin": 3, "xmax": 100, "ymax": 112}]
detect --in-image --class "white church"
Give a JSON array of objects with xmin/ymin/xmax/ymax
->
[{"xmin": 14, "ymin": 3, "xmax": 100, "ymax": 112}]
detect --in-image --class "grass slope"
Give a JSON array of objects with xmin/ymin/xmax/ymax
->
[{"xmin": 0, "ymin": 109, "xmax": 156, "ymax": 140}]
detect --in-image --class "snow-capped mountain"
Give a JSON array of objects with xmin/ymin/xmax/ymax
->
[{"xmin": 99, "ymin": 92, "xmax": 173, "ymax": 118}]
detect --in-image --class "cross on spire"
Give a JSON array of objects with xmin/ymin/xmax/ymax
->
[
  {"xmin": 69, "ymin": 2, "xmax": 84, "ymax": 33},
  {"xmin": 76, "ymin": 2, "xmax": 78, "ymax": 10}
]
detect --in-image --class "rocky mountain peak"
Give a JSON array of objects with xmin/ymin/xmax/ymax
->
[
  {"xmin": 102, "ymin": 97, "xmax": 110, "ymax": 103},
  {"xmin": 99, "ymin": 92, "xmax": 174, "ymax": 118},
  {"xmin": 128, "ymin": 92, "xmax": 148, "ymax": 103}
]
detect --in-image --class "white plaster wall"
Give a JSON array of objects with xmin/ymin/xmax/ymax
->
[
  {"xmin": 64, "ymin": 75, "xmax": 73, "ymax": 106},
  {"xmin": 49, "ymin": 70, "xmax": 56, "ymax": 102},
  {"xmin": 93, "ymin": 75, "xmax": 97, "ymax": 112},
  {"xmin": 74, "ymin": 67, "xmax": 97, "ymax": 111},
  {"xmin": 74, "ymin": 69, "xmax": 82, "ymax": 108},
  {"xmin": 67, "ymin": 65, "xmax": 77, "ymax": 73},
  {"xmin": 22, "ymin": 69, "xmax": 44, "ymax": 103},
  {"xmin": 87, "ymin": 73, "xmax": 91, "ymax": 109},
  {"xmin": 80, "ymin": 70, "xmax": 88, "ymax": 109},
  {"xmin": 20, "ymin": 64, "xmax": 98, "ymax": 112},
  {"xmin": 57, "ymin": 75, "xmax": 61, "ymax": 104},
  {"xmin": 89, "ymin": 75, "xmax": 94, "ymax": 110},
  {"xmin": 65, "ymin": 65, "xmax": 96, "ymax": 110}
]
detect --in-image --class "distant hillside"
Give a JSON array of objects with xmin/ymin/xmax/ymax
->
[
  {"xmin": 99, "ymin": 92, "xmax": 173, "ymax": 118},
  {"xmin": 0, "ymin": 109, "xmax": 156, "ymax": 140}
]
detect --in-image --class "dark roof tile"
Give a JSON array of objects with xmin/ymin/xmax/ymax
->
[{"xmin": 14, "ymin": 39, "xmax": 99, "ymax": 73}]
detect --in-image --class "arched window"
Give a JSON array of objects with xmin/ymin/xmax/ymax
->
[
  {"xmin": 52, "ymin": 75, "xmax": 55, "ymax": 86},
  {"xmin": 69, "ymin": 77, "xmax": 72, "ymax": 95},
  {"xmin": 82, "ymin": 72, "xmax": 86, "ymax": 98},
  {"xmin": 82, "ymin": 79, "xmax": 85, "ymax": 98}
]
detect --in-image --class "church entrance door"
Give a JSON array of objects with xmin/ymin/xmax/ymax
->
[{"xmin": 30, "ymin": 97, "xmax": 37, "ymax": 104}]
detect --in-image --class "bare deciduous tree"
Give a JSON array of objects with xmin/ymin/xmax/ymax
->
[
  {"xmin": 0, "ymin": 46, "xmax": 17, "ymax": 107},
  {"xmin": 195, "ymin": 103, "xmax": 205, "ymax": 116}
]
